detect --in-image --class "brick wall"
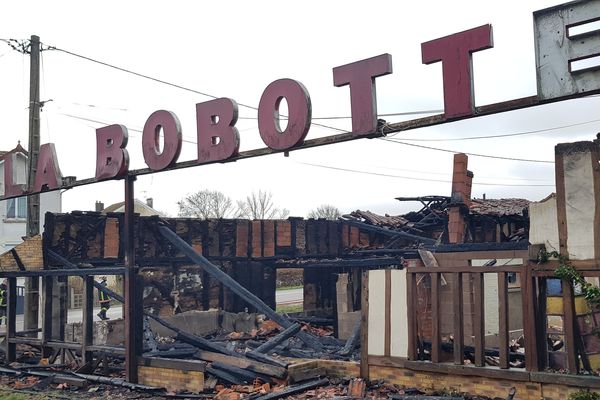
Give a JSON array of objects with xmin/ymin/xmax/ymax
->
[
  {"xmin": 138, "ymin": 358, "xmax": 205, "ymax": 393},
  {"xmin": 368, "ymin": 364, "xmax": 599, "ymax": 400},
  {"xmin": 0, "ymin": 234, "xmax": 43, "ymax": 271}
]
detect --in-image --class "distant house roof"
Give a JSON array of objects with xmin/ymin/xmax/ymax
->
[
  {"xmin": 102, "ymin": 199, "xmax": 165, "ymax": 217},
  {"xmin": 469, "ymin": 198, "xmax": 530, "ymax": 217},
  {"xmin": 0, "ymin": 142, "xmax": 28, "ymax": 162}
]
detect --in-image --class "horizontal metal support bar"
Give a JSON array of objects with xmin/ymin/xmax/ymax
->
[
  {"xmin": 0, "ymin": 267, "xmax": 126, "ymax": 277},
  {"xmin": 4, "ymin": 90, "xmax": 600, "ymax": 202}
]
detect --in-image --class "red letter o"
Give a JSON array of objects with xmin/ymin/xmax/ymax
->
[{"xmin": 258, "ymin": 79, "xmax": 311, "ymax": 150}]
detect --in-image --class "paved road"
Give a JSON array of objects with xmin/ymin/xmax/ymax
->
[{"xmin": 275, "ymin": 288, "xmax": 303, "ymax": 305}]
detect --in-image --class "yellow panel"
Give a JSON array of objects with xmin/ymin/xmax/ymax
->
[
  {"xmin": 588, "ymin": 354, "xmax": 600, "ymax": 370},
  {"xmin": 546, "ymin": 296, "xmax": 591, "ymax": 315}
]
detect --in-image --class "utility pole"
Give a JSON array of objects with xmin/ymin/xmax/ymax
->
[{"xmin": 24, "ymin": 35, "xmax": 41, "ymax": 333}]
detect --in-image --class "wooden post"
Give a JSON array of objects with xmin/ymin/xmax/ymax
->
[
  {"xmin": 360, "ymin": 270, "xmax": 369, "ymax": 379},
  {"xmin": 24, "ymin": 34, "xmax": 41, "ymax": 335},
  {"xmin": 384, "ymin": 269, "xmax": 391, "ymax": 357},
  {"xmin": 82, "ymin": 276, "xmax": 94, "ymax": 365},
  {"xmin": 453, "ymin": 272, "xmax": 464, "ymax": 365},
  {"xmin": 537, "ymin": 277, "xmax": 549, "ymax": 370},
  {"xmin": 498, "ymin": 272, "xmax": 509, "ymax": 369},
  {"xmin": 41, "ymin": 277, "xmax": 53, "ymax": 358},
  {"xmin": 6, "ymin": 277, "xmax": 16, "ymax": 362},
  {"xmin": 473, "ymin": 272, "xmax": 485, "ymax": 367},
  {"xmin": 407, "ymin": 271, "xmax": 418, "ymax": 360},
  {"xmin": 431, "ymin": 272, "xmax": 441, "ymax": 363},
  {"xmin": 522, "ymin": 264, "xmax": 539, "ymax": 372},
  {"xmin": 562, "ymin": 279, "xmax": 579, "ymax": 373},
  {"xmin": 124, "ymin": 176, "xmax": 142, "ymax": 383}
]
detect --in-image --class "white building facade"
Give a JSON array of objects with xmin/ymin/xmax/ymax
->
[{"xmin": 0, "ymin": 143, "xmax": 61, "ymax": 253}]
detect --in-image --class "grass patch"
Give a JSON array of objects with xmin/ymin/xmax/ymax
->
[
  {"xmin": 277, "ymin": 285, "xmax": 303, "ymax": 291},
  {"xmin": 277, "ymin": 303, "xmax": 303, "ymax": 313}
]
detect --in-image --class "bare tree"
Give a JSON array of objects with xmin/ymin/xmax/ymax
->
[
  {"xmin": 236, "ymin": 190, "xmax": 289, "ymax": 219},
  {"xmin": 307, "ymin": 204, "xmax": 341, "ymax": 220},
  {"xmin": 177, "ymin": 190, "xmax": 235, "ymax": 219}
]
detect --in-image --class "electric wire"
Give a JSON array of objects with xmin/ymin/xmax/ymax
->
[
  {"xmin": 298, "ymin": 162, "xmax": 554, "ymax": 187},
  {"xmin": 395, "ymin": 117, "xmax": 600, "ymax": 142},
  {"xmin": 382, "ymin": 137, "xmax": 555, "ymax": 163}
]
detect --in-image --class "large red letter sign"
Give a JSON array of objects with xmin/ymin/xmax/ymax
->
[
  {"xmin": 34, "ymin": 143, "xmax": 63, "ymax": 192},
  {"xmin": 143, "ymin": 110, "xmax": 182, "ymax": 171},
  {"xmin": 95, "ymin": 124, "xmax": 129, "ymax": 180},
  {"xmin": 258, "ymin": 79, "xmax": 311, "ymax": 150},
  {"xmin": 3, "ymin": 154, "xmax": 25, "ymax": 197},
  {"xmin": 196, "ymin": 98, "xmax": 240, "ymax": 163},
  {"xmin": 333, "ymin": 54, "xmax": 392, "ymax": 135},
  {"xmin": 421, "ymin": 25, "xmax": 493, "ymax": 119}
]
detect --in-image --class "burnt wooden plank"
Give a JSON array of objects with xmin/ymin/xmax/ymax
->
[
  {"xmin": 384, "ymin": 269, "xmax": 391, "ymax": 357},
  {"xmin": 555, "ymin": 150, "xmax": 569, "ymax": 256},
  {"xmin": 6, "ymin": 277, "xmax": 16, "ymax": 362},
  {"xmin": 473, "ymin": 272, "xmax": 485, "ymax": 367},
  {"xmin": 41, "ymin": 277, "xmax": 53, "ymax": 358},
  {"xmin": 252, "ymin": 323, "xmax": 301, "ymax": 354},
  {"xmin": 498, "ymin": 272, "xmax": 509, "ymax": 369},
  {"xmin": 195, "ymin": 350, "xmax": 287, "ymax": 379},
  {"xmin": 82, "ymin": 276, "xmax": 94, "ymax": 365},
  {"xmin": 360, "ymin": 270, "xmax": 369, "ymax": 379},
  {"xmin": 562, "ymin": 279, "xmax": 579, "ymax": 373},
  {"xmin": 407, "ymin": 270, "xmax": 417, "ymax": 360},
  {"xmin": 522, "ymin": 265, "xmax": 539, "ymax": 372},
  {"xmin": 453, "ymin": 272, "xmax": 464, "ymax": 365},
  {"xmin": 431, "ymin": 272, "xmax": 441, "ymax": 363}
]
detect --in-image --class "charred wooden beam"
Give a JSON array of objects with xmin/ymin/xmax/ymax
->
[
  {"xmin": 195, "ymin": 350, "xmax": 287, "ymax": 379},
  {"xmin": 205, "ymin": 365, "xmax": 244, "ymax": 385},
  {"xmin": 0, "ymin": 267, "xmax": 126, "ymax": 278},
  {"xmin": 254, "ymin": 378, "xmax": 329, "ymax": 400},
  {"xmin": 338, "ymin": 318, "xmax": 361, "ymax": 356},
  {"xmin": 211, "ymin": 361, "xmax": 273, "ymax": 384},
  {"xmin": 343, "ymin": 220, "xmax": 436, "ymax": 245},
  {"xmin": 158, "ymin": 224, "xmax": 323, "ymax": 351},
  {"xmin": 245, "ymin": 350, "xmax": 289, "ymax": 369},
  {"xmin": 251, "ymin": 323, "xmax": 301, "ymax": 355}
]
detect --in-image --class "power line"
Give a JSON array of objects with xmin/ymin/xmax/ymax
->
[
  {"xmin": 45, "ymin": 44, "xmax": 351, "ymax": 135},
  {"xmin": 298, "ymin": 162, "xmax": 554, "ymax": 187},
  {"xmin": 394, "ymin": 117, "xmax": 600, "ymax": 142},
  {"xmin": 237, "ymin": 109, "xmax": 443, "ymax": 121},
  {"xmin": 382, "ymin": 138, "xmax": 555, "ymax": 163}
]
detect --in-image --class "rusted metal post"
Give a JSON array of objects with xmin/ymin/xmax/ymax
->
[{"xmin": 124, "ymin": 176, "xmax": 141, "ymax": 382}]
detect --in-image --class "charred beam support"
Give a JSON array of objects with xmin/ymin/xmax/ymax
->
[
  {"xmin": 124, "ymin": 176, "xmax": 142, "ymax": 383},
  {"xmin": 254, "ymin": 378, "xmax": 329, "ymax": 400},
  {"xmin": 82, "ymin": 276, "xmax": 94, "ymax": 365},
  {"xmin": 195, "ymin": 350, "xmax": 287, "ymax": 379},
  {"xmin": 158, "ymin": 224, "xmax": 323, "ymax": 351},
  {"xmin": 0, "ymin": 267, "xmax": 126, "ymax": 278},
  {"xmin": 251, "ymin": 323, "xmax": 301, "ymax": 355},
  {"xmin": 338, "ymin": 317, "xmax": 361, "ymax": 356},
  {"xmin": 343, "ymin": 220, "xmax": 436, "ymax": 245},
  {"xmin": 5, "ymin": 277, "xmax": 16, "ymax": 362}
]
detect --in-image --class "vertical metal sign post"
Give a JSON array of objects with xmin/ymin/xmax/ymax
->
[
  {"xmin": 124, "ymin": 176, "xmax": 141, "ymax": 382},
  {"xmin": 24, "ymin": 34, "xmax": 41, "ymax": 334}
]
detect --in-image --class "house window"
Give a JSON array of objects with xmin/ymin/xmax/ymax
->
[{"xmin": 7, "ymin": 197, "xmax": 26, "ymax": 219}]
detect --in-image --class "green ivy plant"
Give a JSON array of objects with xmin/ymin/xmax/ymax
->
[
  {"xmin": 568, "ymin": 390, "xmax": 600, "ymax": 400},
  {"xmin": 541, "ymin": 249, "xmax": 600, "ymax": 308}
]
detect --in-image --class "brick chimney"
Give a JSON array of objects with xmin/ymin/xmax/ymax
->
[
  {"xmin": 146, "ymin": 197, "xmax": 154, "ymax": 208},
  {"xmin": 447, "ymin": 153, "xmax": 473, "ymax": 243},
  {"xmin": 95, "ymin": 201, "xmax": 104, "ymax": 212}
]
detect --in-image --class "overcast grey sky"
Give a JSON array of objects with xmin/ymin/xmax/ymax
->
[{"xmin": 1, "ymin": 0, "xmax": 598, "ymax": 217}]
